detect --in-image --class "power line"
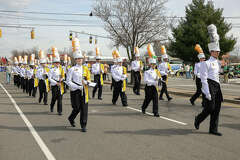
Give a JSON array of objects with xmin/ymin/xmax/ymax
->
[
  {"xmin": 0, "ymin": 25, "xmax": 34, "ymax": 29},
  {"xmin": 0, "ymin": 24, "xmax": 103, "ymax": 27},
  {"xmin": 1, "ymin": 10, "xmax": 240, "ymax": 19},
  {"xmin": 0, "ymin": 10, "xmax": 92, "ymax": 16},
  {"xmin": 0, "ymin": 12, "xmax": 100, "ymax": 23}
]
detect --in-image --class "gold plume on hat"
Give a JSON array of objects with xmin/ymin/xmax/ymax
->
[
  {"xmin": 160, "ymin": 45, "xmax": 166, "ymax": 55},
  {"xmin": 147, "ymin": 44, "xmax": 156, "ymax": 58},
  {"xmin": 194, "ymin": 44, "xmax": 203, "ymax": 54}
]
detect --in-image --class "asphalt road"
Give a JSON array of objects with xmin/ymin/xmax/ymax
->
[{"xmin": 0, "ymin": 73, "xmax": 240, "ymax": 160}]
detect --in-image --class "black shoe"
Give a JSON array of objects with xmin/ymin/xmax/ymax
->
[
  {"xmin": 50, "ymin": 109, "xmax": 53, "ymax": 112},
  {"xmin": 142, "ymin": 108, "xmax": 146, "ymax": 114},
  {"xmin": 98, "ymin": 97, "xmax": 102, "ymax": 100},
  {"xmin": 136, "ymin": 93, "xmax": 140, "ymax": 95},
  {"xmin": 123, "ymin": 104, "xmax": 128, "ymax": 107},
  {"xmin": 58, "ymin": 113, "xmax": 62, "ymax": 116},
  {"xmin": 68, "ymin": 118, "xmax": 75, "ymax": 127},
  {"xmin": 112, "ymin": 101, "xmax": 116, "ymax": 105},
  {"xmin": 81, "ymin": 128, "xmax": 87, "ymax": 132},
  {"xmin": 44, "ymin": 103, "xmax": 48, "ymax": 105},
  {"xmin": 190, "ymin": 99, "xmax": 195, "ymax": 106},
  {"xmin": 209, "ymin": 131, "xmax": 222, "ymax": 136},
  {"xmin": 194, "ymin": 117, "xmax": 199, "ymax": 130},
  {"xmin": 154, "ymin": 113, "xmax": 160, "ymax": 117},
  {"xmin": 133, "ymin": 90, "xmax": 137, "ymax": 95},
  {"xmin": 168, "ymin": 97, "xmax": 173, "ymax": 101},
  {"xmin": 159, "ymin": 97, "xmax": 164, "ymax": 100}
]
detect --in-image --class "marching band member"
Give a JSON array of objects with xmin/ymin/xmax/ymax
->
[
  {"xmin": 158, "ymin": 46, "xmax": 173, "ymax": 101},
  {"xmin": 20, "ymin": 56, "xmax": 27, "ymax": 92},
  {"xmin": 194, "ymin": 24, "xmax": 223, "ymax": 136},
  {"xmin": 110, "ymin": 50, "xmax": 118, "ymax": 90},
  {"xmin": 12, "ymin": 57, "xmax": 19, "ymax": 86},
  {"xmin": 48, "ymin": 47, "xmax": 65, "ymax": 115},
  {"xmin": 131, "ymin": 47, "xmax": 143, "ymax": 95},
  {"xmin": 62, "ymin": 54, "xmax": 69, "ymax": 93},
  {"xmin": 36, "ymin": 50, "xmax": 50, "ymax": 105},
  {"xmin": 141, "ymin": 44, "xmax": 161, "ymax": 117},
  {"xmin": 111, "ymin": 50, "xmax": 128, "ymax": 106},
  {"xmin": 32, "ymin": 59, "xmax": 39, "ymax": 97},
  {"xmin": 26, "ymin": 54, "xmax": 35, "ymax": 97},
  {"xmin": 190, "ymin": 44, "xmax": 206, "ymax": 105},
  {"xmin": 16, "ymin": 56, "xmax": 23, "ymax": 88},
  {"xmin": 23, "ymin": 55, "xmax": 30, "ymax": 94},
  {"xmin": 67, "ymin": 38, "xmax": 91, "ymax": 132},
  {"xmin": 91, "ymin": 47, "xmax": 104, "ymax": 100}
]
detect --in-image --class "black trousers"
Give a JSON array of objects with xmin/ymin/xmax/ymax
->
[
  {"xmin": 32, "ymin": 87, "xmax": 37, "ymax": 97},
  {"xmin": 190, "ymin": 77, "xmax": 202, "ymax": 103},
  {"xmin": 50, "ymin": 85, "xmax": 62, "ymax": 114},
  {"xmin": 38, "ymin": 80, "xmax": 48, "ymax": 104},
  {"xmin": 159, "ymin": 75, "xmax": 170, "ymax": 99},
  {"xmin": 103, "ymin": 73, "xmax": 106, "ymax": 80},
  {"xmin": 20, "ymin": 77, "xmax": 25, "ymax": 90},
  {"xmin": 195, "ymin": 79, "xmax": 223, "ymax": 132},
  {"xmin": 112, "ymin": 80, "xmax": 127, "ymax": 106},
  {"xmin": 111, "ymin": 77, "xmax": 115, "ymax": 90},
  {"xmin": 13, "ymin": 75, "xmax": 18, "ymax": 86},
  {"xmin": 92, "ymin": 74, "xmax": 102, "ymax": 98},
  {"xmin": 17, "ymin": 75, "xmax": 21, "ymax": 88},
  {"xmin": 69, "ymin": 89, "xmax": 88, "ymax": 128},
  {"xmin": 133, "ymin": 71, "xmax": 141, "ymax": 94},
  {"xmin": 28, "ymin": 78, "xmax": 35, "ymax": 96},
  {"xmin": 142, "ymin": 85, "xmax": 159, "ymax": 114},
  {"xmin": 64, "ymin": 74, "xmax": 68, "ymax": 93},
  {"xmin": 25, "ymin": 79, "xmax": 29, "ymax": 93}
]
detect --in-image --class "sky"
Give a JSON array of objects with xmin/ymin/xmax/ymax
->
[{"xmin": 0, "ymin": 0, "xmax": 240, "ymax": 58}]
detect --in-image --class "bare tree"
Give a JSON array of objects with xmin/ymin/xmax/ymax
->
[{"xmin": 93, "ymin": 0, "xmax": 170, "ymax": 60}]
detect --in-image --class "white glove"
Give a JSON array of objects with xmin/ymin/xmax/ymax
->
[
  {"xmin": 206, "ymin": 94, "xmax": 212, "ymax": 101},
  {"xmin": 82, "ymin": 80, "xmax": 87, "ymax": 85},
  {"xmin": 197, "ymin": 73, "xmax": 200, "ymax": 78},
  {"xmin": 78, "ymin": 86, "xmax": 83, "ymax": 90},
  {"xmin": 121, "ymin": 75, "xmax": 127, "ymax": 80}
]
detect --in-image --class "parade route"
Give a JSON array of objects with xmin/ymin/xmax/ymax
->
[{"xmin": 0, "ymin": 73, "xmax": 240, "ymax": 160}]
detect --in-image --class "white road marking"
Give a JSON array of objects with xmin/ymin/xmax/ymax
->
[
  {"xmin": 0, "ymin": 83, "xmax": 56, "ymax": 160},
  {"xmin": 126, "ymin": 106, "xmax": 188, "ymax": 126}
]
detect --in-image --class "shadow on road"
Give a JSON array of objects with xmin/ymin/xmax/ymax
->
[
  {"xmin": 105, "ymin": 128, "xmax": 208, "ymax": 136},
  {"xmin": 0, "ymin": 111, "xmax": 50, "ymax": 115},
  {"xmin": 89, "ymin": 111, "xmax": 141, "ymax": 117},
  {"xmin": 220, "ymin": 123, "xmax": 240, "ymax": 131},
  {"xmin": 0, "ymin": 125, "xmax": 81, "ymax": 132}
]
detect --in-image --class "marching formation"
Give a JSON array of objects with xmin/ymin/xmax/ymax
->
[{"xmin": 9, "ymin": 24, "xmax": 224, "ymax": 136}]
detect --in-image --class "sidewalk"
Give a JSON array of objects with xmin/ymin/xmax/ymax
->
[{"xmin": 103, "ymin": 76, "xmax": 240, "ymax": 104}]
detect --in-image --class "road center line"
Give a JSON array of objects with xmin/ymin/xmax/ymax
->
[
  {"xmin": 0, "ymin": 83, "xmax": 56, "ymax": 160},
  {"xmin": 126, "ymin": 106, "xmax": 188, "ymax": 125}
]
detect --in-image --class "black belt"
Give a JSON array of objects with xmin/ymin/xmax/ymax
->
[
  {"xmin": 72, "ymin": 81, "xmax": 82, "ymax": 86},
  {"xmin": 207, "ymin": 79, "xmax": 220, "ymax": 87}
]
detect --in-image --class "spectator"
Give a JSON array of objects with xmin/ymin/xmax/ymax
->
[
  {"xmin": 6, "ymin": 62, "xmax": 12, "ymax": 84},
  {"xmin": 185, "ymin": 64, "xmax": 191, "ymax": 79}
]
